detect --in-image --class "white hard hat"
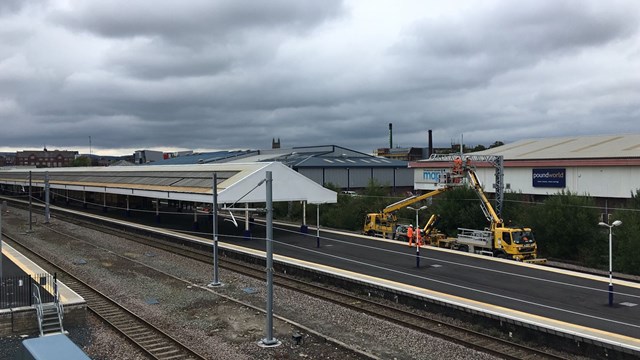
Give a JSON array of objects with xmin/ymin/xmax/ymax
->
[{"xmin": 409, "ymin": 224, "xmax": 413, "ymax": 227}]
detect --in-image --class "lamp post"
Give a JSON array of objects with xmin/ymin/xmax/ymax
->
[
  {"xmin": 407, "ymin": 205, "xmax": 428, "ymax": 230},
  {"xmin": 598, "ymin": 220, "xmax": 622, "ymax": 307},
  {"xmin": 408, "ymin": 205, "xmax": 428, "ymax": 268}
]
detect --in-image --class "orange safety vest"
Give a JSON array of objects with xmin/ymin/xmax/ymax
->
[{"xmin": 407, "ymin": 227, "xmax": 414, "ymax": 239}]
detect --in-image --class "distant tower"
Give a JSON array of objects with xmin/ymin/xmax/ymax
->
[
  {"xmin": 272, "ymin": 138, "xmax": 281, "ymax": 149},
  {"xmin": 389, "ymin": 123, "xmax": 393, "ymax": 148}
]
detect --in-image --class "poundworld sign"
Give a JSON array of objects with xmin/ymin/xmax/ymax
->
[{"xmin": 532, "ymin": 168, "xmax": 566, "ymax": 188}]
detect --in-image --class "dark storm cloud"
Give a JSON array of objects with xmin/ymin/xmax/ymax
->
[
  {"xmin": 392, "ymin": 1, "xmax": 639, "ymax": 89},
  {"xmin": 53, "ymin": 1, "xmax": 343, "ymax": 43},
  {"xmin": 51, "ymin": 0, "xmax": 344, "ymax": 81},
  {"xmin": 1, "ymin": 0, "xmax": 639, "ymax": 155},
  {"xmin": 0, "ymin": 0, "xmax": 44, "ymax": 16}
]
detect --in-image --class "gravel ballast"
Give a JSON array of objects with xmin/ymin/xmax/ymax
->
[{"xmin": 1, "ymin": 206, "xmax": 550, "ymax": 359}]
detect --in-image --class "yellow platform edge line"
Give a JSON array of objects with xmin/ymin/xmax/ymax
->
[
  {"xmin": 218, "ymin": 239, "xmax": 640, "ymax": 352},
  {"xmin": 7, "ymin": 200, "xmax": 638, "ymax": 350},
  {"xmin": 1, "ymin": 242, "xmax": 79, "ymax": 304}
]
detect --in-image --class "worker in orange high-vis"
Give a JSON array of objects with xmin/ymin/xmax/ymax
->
[
  {"xmin": 416, "ymin": 228, "xmax": 423, "ymax": 247},
  {"xmin": 407, "ymin": 225, "xmax": 414, "ymax": 247}
]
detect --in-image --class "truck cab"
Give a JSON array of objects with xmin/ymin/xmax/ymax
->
[{"xmin": 363, "ymin": 213, "xmax": 395, "ymax": 238}]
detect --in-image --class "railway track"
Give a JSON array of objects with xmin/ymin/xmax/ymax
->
[
  {"xmin": 2, "ymin": 232, "xmax": 208, "ymax": 360},
  {"xmin": 40, "ymin": 208, "xmax": 567, "ymax": 360}
]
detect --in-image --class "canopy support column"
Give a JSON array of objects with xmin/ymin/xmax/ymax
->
[
  {"xmin": 243, "ymin": 203, "xmax": 252, "ymax": 240},
  {"xmin": 300, "ymin": 201, "xmax": 308, "ymax": 234}
]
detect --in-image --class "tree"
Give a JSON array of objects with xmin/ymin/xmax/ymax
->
[
  {"xmin": 429, "ymin": 187, "xmax": 486, "ymax": 236},
  {"xmin": 526, "ymin": 191, "xmax": 600, "ymax": 263},
  {"xmin": 488, "ymin": 141, "xmax": 504, "ymax": 149},
  {"xmin": 611, "ymin": 190, "xmax": 640, "ymax": 275},
  {"xmin": 470, "ymin": 144, "xmax": 486, "ymax": 152},
  {"xmin": 72, "ymin": 156, "xmax": 91, "ymax": 167}
]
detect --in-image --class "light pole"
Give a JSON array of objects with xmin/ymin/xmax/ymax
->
[
  {"xmin": 408, "ymin": 205, "xmax": 428, "ymax": 268},
  {"xmin": 407, "ymin": 205, "xmax": 428, "ymax": 231},
  {"xmin": 598, "ymin": 220, "xmax": 622, "ymax": 307}
]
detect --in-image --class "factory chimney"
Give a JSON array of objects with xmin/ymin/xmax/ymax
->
[
  {"xmin": 389, "ymin": 123, "xmax": 393, "ymax": 149},
  {"xmin": 428, "ymin": 130, "xmax": 433, "ymax": 158}
]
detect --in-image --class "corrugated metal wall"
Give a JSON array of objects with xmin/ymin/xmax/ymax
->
[
  {"xmin": 414, "ymin": 166, "xmax": 640, "ymax": 198},
  {"xmin": 298, "ymin": 167, "xmax": 413, "ymax": 189}
]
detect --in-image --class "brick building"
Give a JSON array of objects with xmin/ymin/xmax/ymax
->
[
  {"xmin": 16, "ymin": 149, "xmax": 78, "ymax": 168},
  {"xmin": 0, "ymin": 153, "xmax": 16, "ymax": 167}
]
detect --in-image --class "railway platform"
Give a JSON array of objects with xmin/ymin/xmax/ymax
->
[
  {"xmin": 4, "ymin": 197, "xmax": 640, "ymax": 357},
  {"xmin": 0, "ymin": 242, "xmax": 86, "ymax": 336}
]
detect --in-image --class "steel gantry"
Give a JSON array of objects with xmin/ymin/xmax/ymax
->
[{"xmin": 426, "ymin": 154, "xmax": 505, "ymax": 217}]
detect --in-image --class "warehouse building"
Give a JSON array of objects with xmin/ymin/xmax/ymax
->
[
  {"xmin": 410, "ymin": 134, "xmax": 640, "ymax": 201},
  {"xmin": 153, "ymin": 145, "xmax": 414, "ymax": 192}
]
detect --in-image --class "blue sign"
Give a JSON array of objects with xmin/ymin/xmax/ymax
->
[
  {"xmin": 422, "ymin": 170, "xmax": 444, "ymax": 183},
  {"xmin": 532, "ymin": 168, "xmax": 566, "ymax": 188}
]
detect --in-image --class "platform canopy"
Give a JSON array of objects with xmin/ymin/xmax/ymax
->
[{"xmin": 0, "ymin": 162, "xmax": 337, "ymax": 204}]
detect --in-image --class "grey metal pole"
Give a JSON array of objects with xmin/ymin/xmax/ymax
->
[
  {"xmin": 1, "ymin": 208, "xmax": 3, "ymax": 278},
  {"xmin": 44, "ymin": 172, "xmax": 50, "ymax": 224},
  {"xmin": 209, "ymin": 173, "xmax": 221, "ymax": 287},
  {"xmin": 245, "ymin": 203, "xmax": 250, "ymax": 233},
  {"xmin": 261, "ymin": 171, "xmax": 279, "ymax": 346},
  {"xmin": 28, "ymin": 171, "xmax": 32, "ymax": 232},
  {"xmin": 302, "ymin": 201, "xmax": 306, "ymax": 226},
  {"xmin": 608, "ymin": 227, "xmax": 613, "ymax": 307},
  {"xmin": 316, "ymin": 204, "xmax": 320, "ymax": 248}
]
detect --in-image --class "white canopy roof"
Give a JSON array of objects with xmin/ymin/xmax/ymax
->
[{"xmin": 0, "ymin": 162, "xmax": 337, "ymax": 205}]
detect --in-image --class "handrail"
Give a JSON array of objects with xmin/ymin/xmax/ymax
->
[
  {"xmin": 32, "ymin": 283, "xmax": 44, "ymax": 336},
  {"xmin": 53, "ymin": 276, "xmax": 65, "ymax": 332}
]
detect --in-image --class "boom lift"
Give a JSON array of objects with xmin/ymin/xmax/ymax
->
[
  {"xmin": 415, "ymin": 160, "xmax": 543, "ymax": 263},
  {"xmin": 364, "ymin": 154, "xmax": 544, "ymax": 263},
  {"xmin": 363, "ymin": 186, "xmax": 452, "ymax": 238},
  {"xmin": 446, "ymin": 165, "xmax": 543, "ymax": 262}
]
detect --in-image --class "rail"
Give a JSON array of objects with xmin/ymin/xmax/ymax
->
[
  {"xmin": 32, "ymin": 283, "xmax": 44, "ymax": 336},
  {"xmin": 41, "ymin": 211, "xmax": 568, "ymax": 360},
  {"xmin": 5, "ymin": 233, "xmax": 207, "ymax": 360}
]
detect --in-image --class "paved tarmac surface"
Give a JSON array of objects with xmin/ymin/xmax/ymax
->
[
  {"xmin": 229, "ymin": 220, "xmax": 640, "ymax": 340},
  {"xmin": 21, "ymin": 200, "xmax": 640, "ymax": 341}
]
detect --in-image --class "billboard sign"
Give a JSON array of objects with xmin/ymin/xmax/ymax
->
[
  {"xmin": 422, "ymin": 169, "xmax": 445, "ymax": 183},
  {"xmin": 532, "ymin": 168, "xmax": 566, "ymax": 188}
]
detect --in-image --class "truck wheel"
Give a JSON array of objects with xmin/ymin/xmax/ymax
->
[
  {"xmin": 367, "ymin": 230, "xmax": 375, "ymax": 236},
  {"xmin": 458, "ymin": 245, "xmax": 469, "ymax": 253},
  {"xmin": 495, "ymin": 252, "xmax": 507, "ymax": 259}
]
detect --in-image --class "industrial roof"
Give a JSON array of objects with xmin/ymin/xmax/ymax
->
[
  {"xmin": 471, "ymin": 134, "xmax": 640, "ymax": 160},
  {"xmin": 0, "ymin": 162, "xmax": 336, "ymax": 204},
  {"xmin": 146, "ymin": 145, "xmax": 408, "ymax": 168},
  {"xmin": 153, "ymin": 150, "xmax": 254, "ymax": 165}
]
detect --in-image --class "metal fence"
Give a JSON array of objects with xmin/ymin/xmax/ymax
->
[{"xmin": 0, "ymin": 273, "xmax": 56, "ymax": 309}]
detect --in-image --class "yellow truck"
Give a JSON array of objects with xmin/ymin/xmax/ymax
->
[
  {"xmin": 365, "ymin": 159, "xmax": 544, "ymax": 263},
  {"xmin": 363, "ymin": 187, "xmax": 450, "ymax": 238},
  {"xmin": 422, "ymin": 166, "xmax": 543, "ymax": 263}
]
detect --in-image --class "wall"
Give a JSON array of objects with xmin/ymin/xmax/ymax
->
[
  {"xmin": 298, "ymin": 167, "xmax": 413, "ymax": 190},
  {"xmin": 414, "ymin": 166, "xmax": 640, "ymax": 198}
]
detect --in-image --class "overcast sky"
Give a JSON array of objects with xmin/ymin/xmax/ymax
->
[{"xmin": 1, "ymin": 0, "xmax": 639, "ymax": 156}]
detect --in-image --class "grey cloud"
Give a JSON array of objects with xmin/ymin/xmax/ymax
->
[
  {"xmin": 55, "ymin": 1, "xmax": 344, "ymax": 80},
  {"xmin": 2, "ymin": 1, "xmax": 639, "ymax": 154},
  {"xmin": 0, "ymin": 0, "xmax": 44, "ymax": 16},
  {"xmin": 52, "ymin": 0, "xmax": 344, "ymax": 43},
  {"xmin": 104, "ymin": 35, "xmax": 279, "ymax": 79},
  {"xmin": 393, "ymin": 1, "xmax": 639, "ymax": 87}
]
